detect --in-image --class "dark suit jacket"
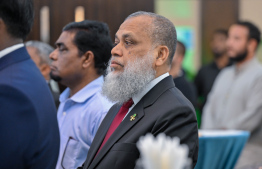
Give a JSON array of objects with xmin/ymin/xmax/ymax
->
[
  {"xmin": 0, "ymin": 47, "xmax": 60, "ymax": 169},
  {"xmin": 48, "ymin": 82, "xmax": 60, "ymax": 109},
  {"xmin": 81, "ymin": 76, "xmax": 198, "ymax": 169},
  {"xmin": 174, "ymin": 75, "xmax": 197, "ymax": 107}
]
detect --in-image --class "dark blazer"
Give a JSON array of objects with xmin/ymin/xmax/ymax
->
[
  {"xmin": 0, "ymin": 47, "xmax": 60, "ymax": 169},
  {"xmin": 81, "ymin": 76, "xmax": 198, "ymax": 169},
  {"xmin": 48, "ymin": 82, "xmax": 60, "ymax": 109},
  {"xmin": 174, "ymin": 75, "xmax": 197, "ymax": 107}
]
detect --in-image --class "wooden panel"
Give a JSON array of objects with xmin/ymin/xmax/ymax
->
[
  {"xmin": 201, "ymin": 0, "xmax": 239, "ymax": 64},
  {"xmin": 27, "ymin": 0, "xmax": 154, "ymax": 46}
]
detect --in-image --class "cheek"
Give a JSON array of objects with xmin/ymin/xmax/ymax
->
[
  {"xmin": 57, "ymin": 59, "xmax": 68, "ymax": 70},
  {"xmin": 57, "ymin": 57, "xmax": 77, "ymax": 73},
  {"xmin": 229, "ymin": 41, "xmax": 237, "ymax": 50},
  {"xmin": 232, "ymin": 42, "xmax": 243, "ymax": 52}
]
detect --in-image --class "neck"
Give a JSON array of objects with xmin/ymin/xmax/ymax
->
[
  {"xmin": 170, "ymin": 65, "xmax": 181, "ymax": 78},
  {"xmin": 45, "ymin": 75, "xmax": 50, "ymax": 81},
  {"xmin": 68, "ymin": 73, "xmax": 100, "ymax": 97},
  {"xmin": 0, "ymin": 37, "xmax": 23, "ymax": 51},
  {"xmin": 215, "ymin": 54, "xmax": 229, "ymax": 69},
  {"xmin": 156, "ymin": 66, "xmax": 170, "ymax": 78},
  {"xmin": 235, "ymin": 52, "xmax": 254, "ymax": 68}
]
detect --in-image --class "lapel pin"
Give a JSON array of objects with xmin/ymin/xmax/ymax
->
[{"xmin": 130, "ymin": 114, "xmax": 137, "ymax": 121}]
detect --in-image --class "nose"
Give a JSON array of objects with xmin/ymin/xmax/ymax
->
[
  {"xmin": 49, "ymin": 50, "xmax": 57, "ymax": 61},
  {"xmin": 111, "ymin": 43, "xmax": 122, "ymax": 57}
]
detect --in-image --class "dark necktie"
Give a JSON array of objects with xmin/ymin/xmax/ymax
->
[{"xmin": 96, "ymin": 99, "xmax": 134, "ymax": 156}]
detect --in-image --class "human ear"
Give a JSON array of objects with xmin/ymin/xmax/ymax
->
[
  {"xmin": 82, "ymin": 51, "xmax": 94, "ymax": 68},
  {"xmin": 155, "ymin": 46, "xmax": 169, "ymax": 67},
  {"xmin": 248, "ymin": 39, "xmax": 258, "ymax": 51}
]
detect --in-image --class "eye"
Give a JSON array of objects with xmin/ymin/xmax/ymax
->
[
  {"xmin": 125, "ymin": 40, "xmax": 132, "ymax": 46},
  {"xmin": 58, "ymin": 47, "xmax": 67, "ymax": 52},
  {"xmin": 113, "ymin": 42, "xmax": 119, "ymax": 47}
]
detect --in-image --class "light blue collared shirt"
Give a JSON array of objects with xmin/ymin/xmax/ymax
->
[{"xmin": 56, "ymin": 76, "xmax": 113, "ymax": 169}]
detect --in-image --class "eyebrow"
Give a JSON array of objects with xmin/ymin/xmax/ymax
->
[
  {"xmin": 55, "ymin": 42, "xmax": 65, "ymax": 48},
  {"xmin": 115, "ymin": 33, "xmax": 134, "ymax": 40}
]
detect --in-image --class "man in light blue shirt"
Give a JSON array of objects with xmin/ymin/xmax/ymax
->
[{"xmin": 49, "ymin": 20, "xmax": 113, "ymax": 169}]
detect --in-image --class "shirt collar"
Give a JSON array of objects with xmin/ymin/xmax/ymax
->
[
  {"xmin": 0, "ymin": 43, "xmax": 24, "ymax": 59},
  {"xmin": 132, "ymin": 72, "xmax": 169, "ymax": 105},
  {"xmin": 59, "ymin": 76, "xmax": 104, "ymax": 103}
]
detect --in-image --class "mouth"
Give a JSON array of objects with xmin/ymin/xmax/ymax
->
[
  {"xmin": 227, "ymin": 48, "xmax": 234, "ymax": 53},
  {"xmin": 50, "ymin": 65, "xmax": 57, "ymax": 71},
  {"xmin": 110, "ymin": 61, "xmax": 124, "ymax": 68}
]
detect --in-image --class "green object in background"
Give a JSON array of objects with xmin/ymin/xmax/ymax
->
[
  {"xmin": 195, "ymin": 108, "xmax": 201, "ymax": 129},
  {"xmin": 155, "ymin": 0, "xmax": 192, "ymax": 19},
  {"xmin": 155, "ymin": 0, "xmax": 197, "ymax": 81},
  {"xmin": 176, "ymin": 26, "xmax": 196, "ymax": 81},
  {"xmin": 195, "ymin": 96, "xmax": 205, "ymax": 128}
]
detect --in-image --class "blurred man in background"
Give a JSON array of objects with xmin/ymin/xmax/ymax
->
[
  {"xmin": 169, "ymin": 40, "xmax": 197, "ymax": 107},
  {"xmin": 194, "ymin": 29, "xmax": 230, "ymax": 113},
  {"xmin": 50, "ymin": 20, "xmax": 114, "ymax": 169},
  {"xmin": 0, "ymin": 0, "xmax": 60, "ymax": 168},
  {"xmin": 26, "ymin": 40, "xmax": 60, "ymax": 108},
  {"xmin": 202, "ymin": 21, "xmax": 262, "ymax": 168}
]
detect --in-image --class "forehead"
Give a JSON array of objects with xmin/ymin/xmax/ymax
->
[
  {"xmin": 116, "ymin": 16, "xmax": 152, "ymax": 40},
  {"xmin": 26, "ymin": 46, "xmax": 40, "ymax": 58},
  {"xmin": 56, "ymin": 31, "xmax": 76, "ymax": 46},
  {"xmin": 26, "ymin": 46, "xmax": 41, "ymax": 62},
  {"xmin": 27, "ymin": 46, "xmax": 38, "ymax": 54},
  {"xmin": 229, "ymin": 25, "xmax": 249, "ymax": 38},
  {"xmin": 213, "ymin": 33, "xmax": 227, "ymax": 39}
]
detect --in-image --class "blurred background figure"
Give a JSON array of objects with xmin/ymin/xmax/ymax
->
[
  {"xmin": 49, "ymin": 20, "xmax": 114, "ymax": 169},
  {"xmin": 0, "ymin": 0, "xmax": 60, "ymax": 168},
  {"xmin": 194, "ymin": 29, "xmax": 231, "ymax": 114},
  {"xmin": 26, "ymin": 40, "xmax": 60, "ymax": 108},
  {"xmin": 202, "ymin": 21, "xmax": 262, "ymax": 168},
  {"xmin": 169, "ymin": 41, "xmax": 197, "ymax": 107}
]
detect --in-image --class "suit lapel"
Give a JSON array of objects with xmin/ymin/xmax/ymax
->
[
  {"xmin": 89, "ymin": 101, "xmax": 145, "ymax": 169},
  {"xmin": 84, "ymin": 104, "xmax": 121, "ymax": 168},
  {"xmin": 86, "ymin": 76, "xmax": 175, "ymax": 169}
]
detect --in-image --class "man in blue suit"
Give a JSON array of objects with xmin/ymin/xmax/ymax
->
[{"xmin": 0, "ymin": 0, "xmax": 60, "ymax": 168}]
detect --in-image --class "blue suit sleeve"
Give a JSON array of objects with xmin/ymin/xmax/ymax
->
[{"xmin": 0, "ymin": 85, "xmax": 38, "ymax": 168}]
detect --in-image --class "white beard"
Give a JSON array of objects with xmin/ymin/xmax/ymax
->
[{"xmin": 102, "ymin": 52, "xmax": 156, "ymax": 104}]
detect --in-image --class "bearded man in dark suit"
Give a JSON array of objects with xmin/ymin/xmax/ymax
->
[
  {"xmin": 0, "ymin": 0, "xmax": 59, "ymax": 168},
  {"xmin": 80, "ymin": 11, "xmax": 198, "ymax": 169}
]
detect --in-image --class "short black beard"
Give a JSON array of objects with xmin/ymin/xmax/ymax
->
[
  {"xmin": 213, "ymin": 51, "xmax": 224, "ymax": 59},
  {"xmin": 230, "ymin": 48, "xmax": 248, "ymax": 63},
  {"xmin": 50, "ymin": 72, "xmax": 62, "ymax": 82}
]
